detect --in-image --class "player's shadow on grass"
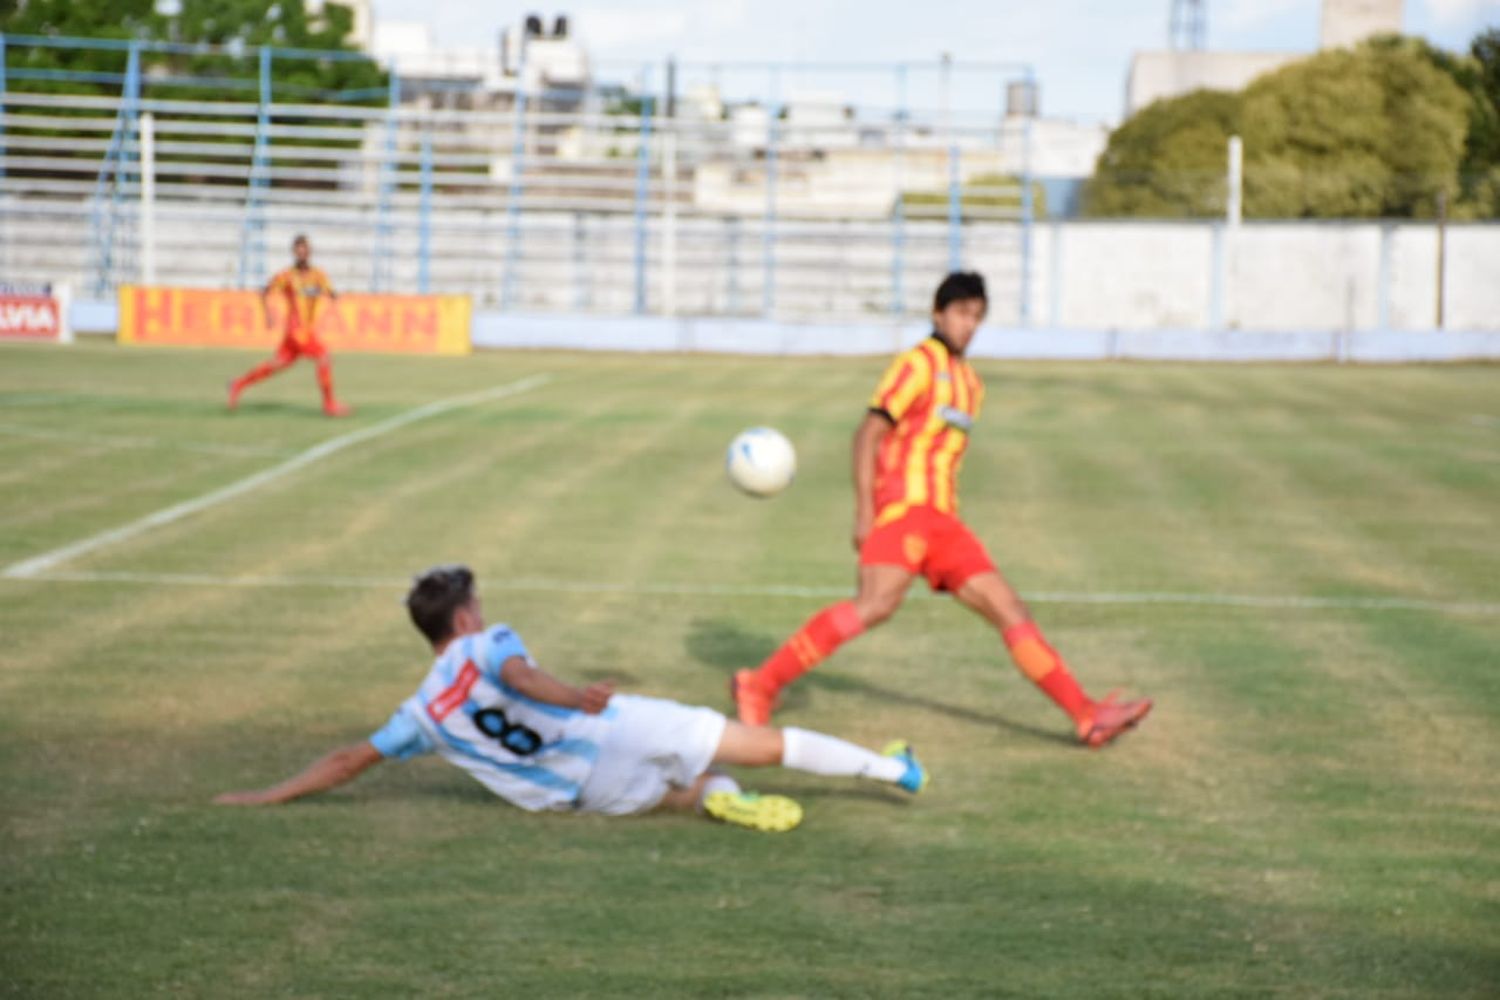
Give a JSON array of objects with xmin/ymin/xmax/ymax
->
[
  {"xmin": 684, "ymin": 617, "xmax": 1069, "ymax": 746},
  {"xmin": 225, "ymin": 400, "xmax": 342, "ymax": 418}
]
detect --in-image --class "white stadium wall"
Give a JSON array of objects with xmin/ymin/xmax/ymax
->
[
  {"xmin": 14, "ymin": 204, "xmax": 1499, "ymax": 360},
  {"xmin": 1029, "ymin": 221, "xmax": 1500, "ymax": 336}
]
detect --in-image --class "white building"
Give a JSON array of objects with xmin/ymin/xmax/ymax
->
[
  {"xmin": 1126, "ymin": 0, "xmax": 1406, "ymax": 115},
  {"xmin": 1321, "ymin": 0, "xmax": 1404, "ymax": 50},
  {"xmin": 369, "ymin": 12, "xmax": 591, "ymax": 105}
]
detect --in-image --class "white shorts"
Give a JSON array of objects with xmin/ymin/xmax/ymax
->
[{"xmin": 575, "ymin": 694, "xmax": 727, "ymax": 816}]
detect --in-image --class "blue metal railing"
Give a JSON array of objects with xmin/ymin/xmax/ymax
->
[
  {"xmin": 631, "ymin": 78, "xmax": 655, "ymax": 315},
  {"xmin": 890, "ymin": 64, "xmax": 908, "ymax": 317},
  {"xmin": 762, "ymin": 70, "xmax": 781, "ymax": 317},
  {"xmin": 1018, "ymin": 67, "xmax": 1037, "ymax": 325},
  {"xmin": 87, "ymin": 41, "xmax": 140, "ymax": 296},
  {"xmin": 946, "ymin": 142, "xmax": 963, "ymax": 272},
  {"xmin": 0, "ymin": 34, "xmax": 7, "ymax": 187},
  {"xmin": 2, "ymin": 33, "xmax": 387, "ymax": 293},
  {"xmin": 370, "ymin": 69, "xmax": 400, "ymax": 293},
  {"xmin": 236, "ymin": 46, "xmax": 273, "ymax": 290},
  {"xmin": 499, "ymin": 43, "xmax": 530, "ymax": 311},
  {"xmin": 5, "ymin": 34, "xmax": 1041, "ymax": 322},
  {"xmin": 418, "ymin": 131, "xmax": 434, "ymax": 294}
]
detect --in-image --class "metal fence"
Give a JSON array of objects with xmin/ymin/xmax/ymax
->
[{"xmin": 0, "ymin": 34, "xmax": 1038, "ymax": 322}]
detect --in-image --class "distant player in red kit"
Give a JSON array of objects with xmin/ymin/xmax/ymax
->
[
  {"xmin": 228, "ymin": 234, "xmax": 351, "ymax": 417},
  {"xmin": 733, "ymin": 271, "xmax": 1152, "ymax": 748}
]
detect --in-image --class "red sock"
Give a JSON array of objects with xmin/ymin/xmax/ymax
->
[
  {"xmin": 233, "ymin": 360, "xmax": 280, "ymax": 391},
  {"xmin": 754, "ymin": 601, "xmax": 865, "ymax": 693},
  {"xmin": 316, "ymin": 361, "xmax": 336, "ymax": 405},
  {"xmin": 1002, "ymin": 621, "xmax": 1092, "ymax": 725}
]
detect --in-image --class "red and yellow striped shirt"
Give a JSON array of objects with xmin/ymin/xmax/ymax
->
[
  {"xmin": 868, "ymin": 335, "xmax": 985, "ymax": 522},
  {"xmin": 267, "ymin": 266, "xmax": 334, "ymax": 342}
]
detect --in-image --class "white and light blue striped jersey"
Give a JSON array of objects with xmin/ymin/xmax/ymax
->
[{"xmin": 369, "ymin": 625, "xmax": 617, "ymax": 812}]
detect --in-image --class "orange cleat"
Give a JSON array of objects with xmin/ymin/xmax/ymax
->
[
  {"xmin": 730, "ymin": 669, "xmax": 779, "ymax": 727},
  {"xmin": 1077, "ymin": 692, "xmax": 1153, "ymax": 749},
  {"xmin": 323, "ymin": 400, "xmax": 352, "ymax": 418}
]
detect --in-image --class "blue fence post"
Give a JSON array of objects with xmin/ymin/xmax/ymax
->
[
  {"xmin": 1, "ymin": 34, "xmax": 8, "ymax": 187},
  {"xmin": 417, "ymin": 128, "xmax": 433, "ymax": 294},
  {"xmin": 90, "ymin": 40, "xmax": 140, "ymax": 296},
  {"xmin": 946, "ymin": 140, "xmax": 962, "ymax": 272},
  {"xmin": 762, "ymin": 71, "xmax": 780, "ymax": 317},
  {"xmin": 573, "ymin": 213, "xmax": 590, "ymax": 310},
  {"xmin": 632, "ymin": 70, "xmax": 654, "ymax": 315},
  {"xmin": 726, "ymin": 215, "xmax": 741, "ymax": 314},
  {"xmin": 1018, "ymin": 67, "xmax": 1036, "ymax": 326},
  {"xmin": 236, "ymin": 45, "xmax": 272, "ymax": 289},
  {"xmin": 890, "ymin": 63, "xmax": 907, "ymax": 317},
  {"xmin": 370, "ymin": 64, "xmax": 399, "ymax": 292},
  {"xmin": 118, "ymin": 41, "xmax": 141, "ymax": 282},
  {"xmin": 500, "ymin": 43, "xmax": 530, "ymax": 311}
]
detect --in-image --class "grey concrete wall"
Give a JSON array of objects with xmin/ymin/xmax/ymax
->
[
  {"xmin": 471, "ymin": 313, "xmax": 1500, "ymax": 362},
  {"xmin": 8, "ymin": 195, "xmax": 1496, "ymax": 335},
  {"xmin": 1032, "ymin": 221, "xmax": 1499, "ymax": 334}
]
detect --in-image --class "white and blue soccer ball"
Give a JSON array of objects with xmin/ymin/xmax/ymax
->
[{"xmin": 726, "ymin": 427, "xmax": 797, "ymax": 498}]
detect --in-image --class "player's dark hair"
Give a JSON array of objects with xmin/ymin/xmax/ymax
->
[
  {"xmin": 933, "ymin": 271, "xmax": 987, "ymax": 312},
  {"xmin": 406, "ymin": 564, "xmax": 475, "ymax": 645},
  {"xmin": 291, "ymin": 233, "xmax": 309, "ymax": 248}
]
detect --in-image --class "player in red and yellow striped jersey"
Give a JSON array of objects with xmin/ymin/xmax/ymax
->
[
  {"xmin": 227, "ymin": 234, "xmax": 351, "ymax": 417},
  {"xmin": 732, "ymin": 272, "xmax": 1152, "ymax": 749}
]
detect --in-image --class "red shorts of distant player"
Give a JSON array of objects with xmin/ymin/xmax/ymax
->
[
  {"xmin": 859, "ymin": 505, "xmax": 996, "ymax": 592},
  {"xmin": 275, "ymin": 328, "xmax": 329, "ymax": 363}
]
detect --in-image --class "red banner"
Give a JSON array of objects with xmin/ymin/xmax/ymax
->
[{"xmin": 0, "ymin": 294, "xmax": 65, "ymax": 341}]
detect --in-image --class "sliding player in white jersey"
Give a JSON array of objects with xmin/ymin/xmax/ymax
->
[{"xmin": 216, "ymin": 565, "xmax": 927, "ymax": 832}]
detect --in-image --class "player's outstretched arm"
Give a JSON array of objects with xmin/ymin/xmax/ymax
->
[
  {"xmin": 499, "ymin": 656, "xmax": 613, "ymax": 714},
  {"xmin": 214, "ymin": 741, "xmax": 383, "ymax": 806},
  {"xmin": 851, "ymin": 411, "xmax": 892, "ymax": 550},
  {"xmin": 260, "ymin": 280, "xmax": 278, "ymax": 330}
]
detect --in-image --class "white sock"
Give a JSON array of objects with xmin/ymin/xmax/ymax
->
[
  {"xmin": 781, "ymin": 727, "xmax": 905, "ymax": 784},
  {"xmin": 696, "ymin": 773, "xmax": 741, "ymax": 812}
]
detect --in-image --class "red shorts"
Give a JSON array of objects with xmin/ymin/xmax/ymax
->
[
  {"xmin": 859, "ymin": 505, "xmax": 996, "ymax": 593},
  {"xmin": 275, "ymin": 332, "xmax": 328, "ymax": 362}
]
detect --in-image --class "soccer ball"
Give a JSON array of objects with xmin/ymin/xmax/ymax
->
[{"xmin": 726, "ymin": 427, "xmax": 797, "ymax": 497}]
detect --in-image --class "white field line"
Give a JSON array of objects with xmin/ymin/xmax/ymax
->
[
  {"xmin": 1469, "ymin": 414, "xmax": 1500, "ymax": 429},
  {"xmin": 1, "ymin": 374, "xmax": 552, "ymax": 580},
  {"xmin": 0, "ymin": 421, "xmax": 293, "ymax": 457},
  {"xmin": 8, "ymin": 568, "xmax": 1499, "ymax": 617},
  {"xmin": 0, "ymin": 391, "xmax": 155, "ymax": 408}
]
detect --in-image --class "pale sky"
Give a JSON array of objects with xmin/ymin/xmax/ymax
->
[{"xmin": 371, "ymin": 0, "xmax": 1499, "ymax": 123}]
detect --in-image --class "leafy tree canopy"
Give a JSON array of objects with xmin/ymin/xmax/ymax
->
[
  {"xmin": 1086, "ymin": 34, "xmax": 1487, "ymax": 219},
  {"xmin": 1, "ymin": 0, "xmax": 384, "ymax": 104}
]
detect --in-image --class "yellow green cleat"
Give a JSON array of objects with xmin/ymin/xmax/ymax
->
[{"xmin": 703, "ymin": 790, "xmax": 804, "ymax": 832}]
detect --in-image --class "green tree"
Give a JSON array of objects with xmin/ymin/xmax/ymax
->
[
  {"xmin": 1402, "ymin": 28, "xmax": 1500, "ymax": 217},
  {"xmin": 1083, "ymin": 89, "xmax": 1242, "ymax": 218},
  {"xmin": 1084, "ymin": 39, "xmax": 1472, "ymax": 219},
  {"xmin": 1, "ymin": 0, "xmax": 383, "ymax": 103},
  {"xmin": 1467, "ymin": 29, "xmax": 1500, "ymax": 171},
  {"xmin": 1240, "ymin": 39, "xmax": 1469, "ymax": 218},
  {"xmin": 0, "ymin": 0, "xmax": 160, "ymax": 99},
  {"xmin": 1462, "ymin": 28, "xmax": 1500, "ymax": 216},
  {"xmin": 0, "ymin": 0, "xmax": 157, "ymax": 40}
]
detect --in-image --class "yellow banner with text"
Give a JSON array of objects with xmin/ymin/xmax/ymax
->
[{"xmin": 118, "ymin": 286, "xmax": 472, "ymax": 356}]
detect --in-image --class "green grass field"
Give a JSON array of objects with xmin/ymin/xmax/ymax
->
[{"xmin": 2, "ymin": 341, "xmax": 1497, "ymax": 998}]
